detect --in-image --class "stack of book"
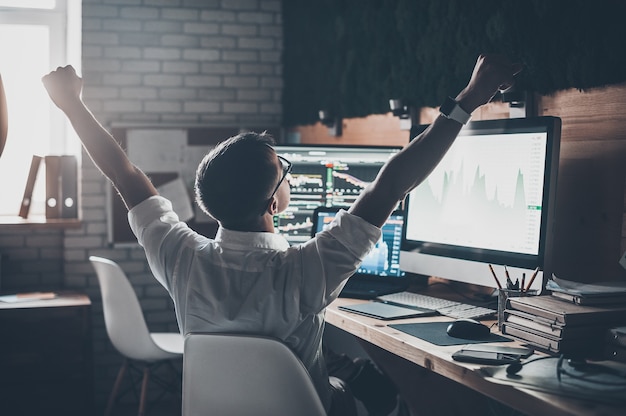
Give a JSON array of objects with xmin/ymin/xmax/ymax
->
[
  {"xmin": 502, "ymin": 293, "xmax": 626, "ymax": 356},
  {"xmin": 605, "ymin": 326, "xmax": 626, "ymax": 363},
  {"xmin": 546, "ymin": 276, "xmax": 626, "ymax": 306}
]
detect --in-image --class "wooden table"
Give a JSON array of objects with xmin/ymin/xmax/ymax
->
[{"xmin": 327, "ymin": 297, "xmax": 626, "ymax": 416}]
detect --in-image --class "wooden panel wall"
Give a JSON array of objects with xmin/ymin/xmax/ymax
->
[
  {"xmin": 539, "ymin": 83, "xmax": 626, "ymax": 282},
  {"xmin": 293, "ymin": 85, "xmax": 626, "ymax": 283},
  {"xmin": 291, "ymin": 113, "xmax": 410, "ymax": 147},
  {"xmin": 292, "ymin": 102, "xmax": 511, "ymax": 147}
]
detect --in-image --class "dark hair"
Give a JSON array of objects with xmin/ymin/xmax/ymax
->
[{"xmin": 194, "ymin": 131, "xmax": 278, "ymax": 228}]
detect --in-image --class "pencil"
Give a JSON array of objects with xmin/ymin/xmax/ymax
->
[
  {"xmin": 488, "ymin": 264, "xmax": 502, "ymax": 289},
  {"xmin": 525, "ymin": 267, "xmax": 540, "ymax": 291},
  {"xmin": 521, "ymin": 273, "xmax": 526, "ymax": 293},
  {"xmin": 504, "ymin": 265, "xmax": 513, "ymax": 289}
]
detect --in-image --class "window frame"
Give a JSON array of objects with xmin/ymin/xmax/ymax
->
[{"xmin": 0, "ymin": 0, "xmax": 81, "ymax": 223}]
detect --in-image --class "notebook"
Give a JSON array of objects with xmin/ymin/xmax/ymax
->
[
  {"xmin": 338, "ymin": 301, "xmax": 435, "ymax": 320},
  {"xmin": 311, "ymin": 207, "xmax": 409, "ymax": 299}
]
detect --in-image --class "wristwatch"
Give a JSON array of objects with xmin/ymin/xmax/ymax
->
[{"xmin": 439, "ymin": 97, "xmax": 471, "ymax": 125}]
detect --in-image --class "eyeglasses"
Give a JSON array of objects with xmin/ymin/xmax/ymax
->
[{"xmin": 267, "ymin": 155, "xmax": 292, "ymax": 204}]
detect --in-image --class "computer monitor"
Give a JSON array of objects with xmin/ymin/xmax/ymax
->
[
  {"xmin": 273, "ymin": 144, "xmax": 402, "ymax": 244},
  {"xmin": 312, "ymin": 207, "xmax": 405, "ymax": 278},
  {"xmin": 400, "ymin": 116, "xmax": 562, "ymax": 292}
]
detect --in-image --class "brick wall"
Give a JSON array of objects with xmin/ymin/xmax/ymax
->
[{"xmin": 0, "ymin": 0, "xmax": 282, "ymax": 411}]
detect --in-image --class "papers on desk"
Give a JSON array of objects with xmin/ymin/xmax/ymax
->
[
  {"xmin": 0, "ymin": 292, "xmax": 57, "ymax": 303},
  {"xmin": 481, "ymin": 356, "xmax": 626, "ymax": 405},
  {"xmin": 547, "ymin": 275, "xmax": 626, "ymax": 305}
]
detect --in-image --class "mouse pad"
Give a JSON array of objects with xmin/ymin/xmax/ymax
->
[{"xmin": 388, "ymin": 322, "xmax": 513, "ymax": 346}]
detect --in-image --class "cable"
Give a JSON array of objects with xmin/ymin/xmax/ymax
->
[
  {"xmin": 506, "ymin": 355, "xmax": 626, "ymax": 386},
  {"xmin": 505, "ymin": 355, "xmax": 552, "ymax": 375},
  {"xmin": 557, "ymin": 356, "xmax": 626, "ymax": 386}
]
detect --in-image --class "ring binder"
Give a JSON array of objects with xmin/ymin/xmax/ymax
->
[
  {"xmin": 19, "ymin": 155, "xmax": 43, "ymax": 219},
  {"xmin": 45, "ymin": 155, "xmax": 79, "ymax": 219},
  {"xmin": 60, "ymin": 155, "xmax": 78, "ymax": 219},
  {"xmin": 45, "ymin": 155, "xmax": 61, "ymax": 219}
]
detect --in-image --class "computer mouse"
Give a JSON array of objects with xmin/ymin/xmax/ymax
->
[{"xmin": 446, "ymin": 318, "xmax": 490, "ymax": 340}]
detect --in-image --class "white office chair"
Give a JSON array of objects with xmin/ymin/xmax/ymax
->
[
  {"xmin": 183, "ymin": 333, "xmax": 327, "ymax": 416},
  {"xmin": 89, "ymin": 256, "xmax": 184, "ymax": 416}
]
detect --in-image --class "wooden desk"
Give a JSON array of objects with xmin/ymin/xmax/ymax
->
[
  {"xmin": 327, "ymin": 297, "xmax": 626, "ymax": 416},
  {"xmin": 0, "ymin": 293, "xmax": 93, "ymax": 416}
]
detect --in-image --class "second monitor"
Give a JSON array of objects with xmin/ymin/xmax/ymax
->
[{"xmin": 273, "ymin": 144, "xmax": 402, "ymax": 244}]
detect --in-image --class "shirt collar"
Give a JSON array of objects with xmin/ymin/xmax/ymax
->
[{"xmin": 215, "ymin": 227, "xmax": 291, "ymax": 251}]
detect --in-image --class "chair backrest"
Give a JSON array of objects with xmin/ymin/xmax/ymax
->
[
  {"xmin": 89, "ymin": 256, "xmax": 171, "ymax": 362},
  {"xmin": 183, "ymin": 333, "xmax": 327, "ymax": 416}
]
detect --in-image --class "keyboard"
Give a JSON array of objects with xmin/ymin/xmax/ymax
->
[{"xmin": 377, "ymin": 291, "xmax": 496, "ymax": 320}]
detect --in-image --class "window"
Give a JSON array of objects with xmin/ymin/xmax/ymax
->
[{"xmin": 0, "ymin": 0, "xmax": 81, "ymax": 218}]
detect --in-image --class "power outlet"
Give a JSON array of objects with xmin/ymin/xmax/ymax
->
[{"xmin": 620, "ymin": 251, "xmax": 626, "ymax": 270}]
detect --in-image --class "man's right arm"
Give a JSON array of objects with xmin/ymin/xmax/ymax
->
[{"xmin": 42, "ymin": 66, "xmax": 157, "ymax": 210}]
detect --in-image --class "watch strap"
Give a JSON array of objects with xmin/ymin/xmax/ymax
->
[{"xmin": 440, "ymin": 97, "xmax": 471, "ymax": 125}]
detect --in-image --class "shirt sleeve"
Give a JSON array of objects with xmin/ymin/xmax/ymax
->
[
  {"xmin": 298, "ymin": 209, "xmax": 382, "ymax": 310},
  {"xmin": 128, "ymin": 196, "xmax": 200, "ymax": 291},
  {"xmin": 326, "ymin": 209, "xmax": 382, "ymax": 259}
]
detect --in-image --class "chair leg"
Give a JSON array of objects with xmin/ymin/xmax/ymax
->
[
  {"xmin": 168, "ymin": 360, "xmax": 183, "ymax": 405},
  {"xmin": 105, "ymin": 359, "xmax": 129, "ymax": 416},
  {"xmin": 138, "ymin": 366, "xmax": 151, "ymax": 416}
]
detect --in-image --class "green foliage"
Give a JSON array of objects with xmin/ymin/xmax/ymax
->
[{"xmin": 282, "ymin": 0, "xmax": 626, "ymax": 126}]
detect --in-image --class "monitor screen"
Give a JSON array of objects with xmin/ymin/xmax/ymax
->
[
  {"xmin": 312, "ymin": 207, "xmax": 405, "ymax": 278},
  {"xmin": 401, "ymin": 116, "xmax": 562, "ymax": 292},
  {"xmin": 273, "ymin": 144, "xmax": 402, "ymax": 244}
]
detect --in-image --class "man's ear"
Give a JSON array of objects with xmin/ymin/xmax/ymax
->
[{"xmin": 268, "ymin": 197, "xmax": 279, "ymax": 215}]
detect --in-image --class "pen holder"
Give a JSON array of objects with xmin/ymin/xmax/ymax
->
[{"xmin": 497, "ymin": 288, "xmax": 537, "ymax": 331}]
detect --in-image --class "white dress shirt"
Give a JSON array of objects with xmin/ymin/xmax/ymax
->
[{"xmin": 128, "ymin": 196, "xmax": 381, "ymax": 409}]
